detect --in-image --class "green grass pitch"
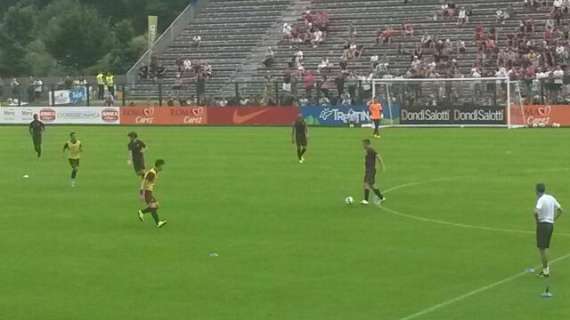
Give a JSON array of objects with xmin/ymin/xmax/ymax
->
[{"xmin": 1, "ymin": 125, "xmax": 570, "ymax": 320}]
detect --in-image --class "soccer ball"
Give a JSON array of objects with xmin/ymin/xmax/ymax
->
[{"xmin": 345, "ymin": 196, "xmax": 354, "ymax": 205}]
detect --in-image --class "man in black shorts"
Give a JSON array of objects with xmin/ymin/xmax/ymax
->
[
  {"xmin": 292, "ymin": 115, "xmax": 309, "ymax": 164},
  {"xmin": 128, "ymin": 132, "xmax": 147, "ymax": 178},
  {"xmin": 534, "ymin": 183, "xmax": 563, "ymax": 278},
  {"xmin": 29, "ymin": 114, "xmax": 45, "ymax": 158},
  {"xmin": 361, "ymin": 139, "xmax": 386, "ymax": 205}
]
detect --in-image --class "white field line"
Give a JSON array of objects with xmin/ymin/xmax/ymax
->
[
  {"xmin": 397, "ymin": 252, "xmax": 570, "ymax": 320},
  {"xmin": 382, "ymin": 173, "xmax": 570, "ymax": 238},
  {"xmin": 379, "ymin": 172, "xmax": 570, "ymax": 319}
]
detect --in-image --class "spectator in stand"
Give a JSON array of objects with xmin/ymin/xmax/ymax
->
[
  {"xmin": 216, "ymin": 97, "xmax": 228, "ymax": 107},
  {"xmin": 552, "ymin": 1, "xmax": 563, "ymax": 26},
  {"xmin": 496, "ymin": 9, "xmax": 508, "ymax": 25},
  {"xmin": 32, "ymin": 77, "xmax": 43, "ymax": 101},
  {"xmin": 457, "ymin": 39, "xmax": 466, "ymax": 54},
  {"xmin": 192, "ymin": 35, "xmax": 202, "ymax": 48},
  {"xmin": 303, "ymin": 70, "xmax": 315, "ymax": 98},
  {"xmin": 318, "ymin": 57, "xmax": 332, "ymax": 74},
  {"xmin": 263, "ymin": 47, "xmax": 275, "ymax": 68},
  {"xmin": 378, "ymin": 25, "xmax": 394, "ymax": 46},
  {"xmin": 440, "ymin": 2, "xmax": 450, "ymax": 18},
  {"xmin": 402, "ymin": 20, "xmax": 414, "ymax": 38},
  {"xmin": 138, "ymin": 65, "xmax": 149, "ymax": 80},
  {"xmin": 340, "ymin": 91, "xmax": 352, "ymax": 106},
  {"xmin": 311, "ymin": 29, "xmax": 324, "ymax": 48},
  {"xmin": 283, "ymin": 22, "xmax": 293, "ymax": 40},
  {"xmin": 183, "ymin": 58, "xmax": 192, "ymax": 73},
  {"xmin": 294, "ymin": 48, "xmax": 304, "ymax": 68},
  {"xmin": 556, "ymin": 43, "xmax": 569, "ymax": 64},
  {"xmin": 421, "ymin": 32, "xmax": 433, "ymax": 48},
  {"xmin": 10, "ymin": 78, "xmax": 20, "ymax": 100},
  {"xmin": 457, "ymin": 7, "xmax": 468, "ymax": 25},
  {"xmin": 104, "ymin": 92, "xmax": 115, "ymax": 106}
]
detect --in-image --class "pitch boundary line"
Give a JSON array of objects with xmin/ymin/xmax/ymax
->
[
  {"xmin": 381, "ymin": 173, "xmax": 570, "ymax": 238},
  {"xmin": 397, "ymin": 252, "xmax": 570, "ymax": 320}
]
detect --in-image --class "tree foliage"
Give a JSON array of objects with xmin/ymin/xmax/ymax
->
[{"xmin": 0, "ymin": 0, "xmax": 188, "ymax": 76}]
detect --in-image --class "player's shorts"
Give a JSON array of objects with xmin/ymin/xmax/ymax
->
[
  {"xmin": 536, "ymin": 222, "xmax": 554, "ymax": 249},
  {"xmin": 364, "ymin": 169, "xmax": 376, "ymax": 185},
  {"xmin": 296, "ymin": 135, "xmax": 307, "ymax": 147},
  {"xmin": 144, "ymin": 190, "xmax": 157, "ymax": 205},
  {"xmin": 68, "ymin": 159, "xmax": 80, "ymax": 168},
  {"xmin": 133, "ymin": 159, "xmax": 145, "ymax": 174},
  {"xmin": 32, "ymin": 135, "xmax": 42, "ymax": 145}
]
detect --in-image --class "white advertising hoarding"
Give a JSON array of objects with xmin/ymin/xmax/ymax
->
[{"xmin": 0, "ymin": 107, "xmax": 120, "ymax": 125}]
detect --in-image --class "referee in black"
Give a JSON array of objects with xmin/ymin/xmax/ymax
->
[
  {"xmin": 29, "ymin": 114, "xmax": 45, "ymax": 158},
  {"xmin": 534, "ymin": 183, "xmax": 563, "ymax": 278}
]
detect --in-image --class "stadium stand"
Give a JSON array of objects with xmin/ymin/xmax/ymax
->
[{"xmin": 129, "ymin": 0, "xmax": 567, "ymax": 105}]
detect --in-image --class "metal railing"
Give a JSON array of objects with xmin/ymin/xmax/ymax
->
[{"xmin": 2, "ymin": 78, "xmax": 570, "ymax": 107}]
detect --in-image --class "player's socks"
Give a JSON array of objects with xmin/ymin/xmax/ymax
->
[
  {"xmin": 71, "ymin": 169, "xmax": 78, "ymax": 179},
  {"xmin": 364, "ymin": 189, "xmax": 370, "ymax": 201},
  {"xmin": 372, "ymin": 188, "xmax": 384, "ymax": 200},
  {"xmin": 150, "ymin": 209, "xmax": 160, "ymax": 225},
  {"xmin": 141, "ymin": 207, "xmax": 152, "ymax": 214}
]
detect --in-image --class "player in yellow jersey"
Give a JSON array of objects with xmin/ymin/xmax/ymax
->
[
  {"xmin": 138, "ymin": 159, "xmax": 167, "ymax": 228},
  {"xmin": 62, "ymin": 132, "xmax": 82, "ymax": 187}
]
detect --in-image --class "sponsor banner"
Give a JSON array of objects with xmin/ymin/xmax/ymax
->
[
  {"xmin": 207, "ymin": 106, "xmax": 298, "ymax": 125},
  {"xmin": 48, "ymin": 88, "xmax": 88, "ymax": 105},
  {"xmin": 301, "ymin": 105, "xmax": 398, "ymax": 126},
  {"xmin": 517, "ymin": 104, "xmax": 570, "ymax": 126},
  {"xmin": 400, "ymin": 104, "xmax": 505, "ymax": 125},
  {"xmin": 49, "ymin": 90, "xmax": 71, "ymax": 105},
  {"xmin": 0, "ymin": 107, "xmax": 119, "ymax": 124},
  {"xmin": 120, "ymin": 106, "xmax": 207, "ymax": 125}
]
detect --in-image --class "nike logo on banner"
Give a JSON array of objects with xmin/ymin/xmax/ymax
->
[{"xmin": 232, "ymin": 109, "xmax": 270, "ymax": 124}]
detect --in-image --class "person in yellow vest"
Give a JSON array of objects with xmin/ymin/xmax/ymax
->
[
  {"xmin": 63, "ymin": 132, "xmax": 82, "ymax": 187},
  {"xmin": 368, "ymin": 97, "xmax": 383, "ymax": 138},
  {"xmin": 105, "ymin": 72, "xmax": 115, "ymax": 97},
  {"xmin": 96, "ymin": 72, "xmax": 105, "ymax": 100},
  {"xmin": 138, "ymin": 159, "xmax": 167, "ymax": 228}
]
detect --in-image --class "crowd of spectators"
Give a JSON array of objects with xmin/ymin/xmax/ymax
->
[{"xmin": 282, "ymin": 10, "xmax": 329, "ymax": 48}]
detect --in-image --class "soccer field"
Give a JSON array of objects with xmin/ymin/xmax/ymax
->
[{"xmin": 1, "ymin": 125, "xmax": 570, "ymax": 320}]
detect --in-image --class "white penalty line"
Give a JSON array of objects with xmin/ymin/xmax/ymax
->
[{"xmin": 398, "ymin": 252, "xmax": 570, "ymax": 320}]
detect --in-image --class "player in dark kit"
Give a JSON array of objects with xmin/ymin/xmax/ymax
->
[
  {"xmin": 292, "ymin": 115, "xmax": 309, "ymax": 163},
  {"xmin": 127, "ymin": 132, "xmax": 147, "ymax": 178},
  {"xmin": 29, "ymin": 114, "xmax": 45, "ymax": 158},
  {"xmin": 361, "ymin": 139, "xmax": 386, "ymax": 205}
]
